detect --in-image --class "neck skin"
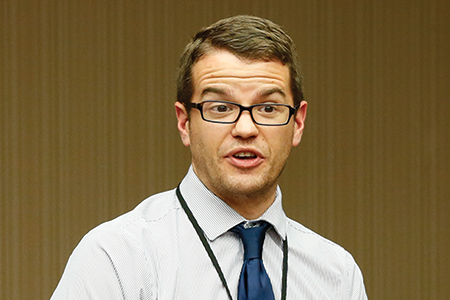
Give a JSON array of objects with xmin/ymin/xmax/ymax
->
[
  {"xmin": 226, "ymin": 193, "xmax": 276, "ymax": 220},
  {"xmin": 195, "ymin": 167, "xmax": 278, "ymax": 220}
]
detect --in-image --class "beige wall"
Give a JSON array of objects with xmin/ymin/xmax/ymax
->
[{"xmin": 1, "ymin": 0, "xmax": 449, "ymax": 299}]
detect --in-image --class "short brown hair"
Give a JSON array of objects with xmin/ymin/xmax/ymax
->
[{"xmin": 177, "ymin": 15, "xmax": 304, "ymax": 111}]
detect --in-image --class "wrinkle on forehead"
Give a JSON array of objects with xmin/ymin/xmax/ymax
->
[
  {"xmin": 191, "ymin": 50, "xmax": 292, "ymax": 103},
  {"xmin": 193, "ymin": 50, "xmax": 289, "ymax": 81},
  {"xmin": 195, "ymin": 67, "xmax": 289, "ymax": 83},
  {"xmin": 201, "ymin": 86, "xmax": 286, "ymax": 99}
]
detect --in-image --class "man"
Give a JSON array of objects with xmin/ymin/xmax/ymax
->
[{"xmin": 51, "ymin": 15, "xmax": 368, "ymax": 299}]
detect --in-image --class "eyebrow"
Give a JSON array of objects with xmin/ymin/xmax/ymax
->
[
  {"xmin": 258, "ymin": 87, "xmax": 287, "ymax": 98},
  {"xmin": 201, "ymin": 87, "xmax": 228, "ymax": 96}
]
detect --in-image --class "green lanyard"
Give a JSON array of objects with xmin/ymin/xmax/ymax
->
[{"xmin": 176, "ymin": 185, "xmax": 288, "ymax": 300}]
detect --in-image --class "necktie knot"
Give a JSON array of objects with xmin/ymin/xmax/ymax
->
[{"xmin": 231, "ymin": 222, "xmax": 270, "ymax": 260}]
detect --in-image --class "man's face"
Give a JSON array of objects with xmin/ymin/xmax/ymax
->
[{"xmin": 176, "ymin": 50, "xmax": 307, "ymax": 208}]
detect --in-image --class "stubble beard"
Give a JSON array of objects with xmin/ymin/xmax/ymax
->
[
  {"xmin": 192, "ymin": 148, "xmax": 290, "ymax": 207},
  {"xmin": 189, "ymin": 127, "xmax": 293, "ymax": 208}
]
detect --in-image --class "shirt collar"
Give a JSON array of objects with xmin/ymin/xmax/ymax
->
[{"xmin": 179, "ymin": 166, "xmax": 287, "ymax": 241}]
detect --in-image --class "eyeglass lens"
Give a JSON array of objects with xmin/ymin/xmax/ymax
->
[{"xmin": 201, "ymin": 101, "xmax": 292, "ymax": 125}]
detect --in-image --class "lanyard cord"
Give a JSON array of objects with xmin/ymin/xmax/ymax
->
[{"xmin": 176, "ymin": 185, "xmax": 288, "ymax": 300}]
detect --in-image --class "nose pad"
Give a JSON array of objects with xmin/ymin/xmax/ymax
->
[{"xmin": 232, "ymin": 111, "xmax": 259, "ymax": 138}]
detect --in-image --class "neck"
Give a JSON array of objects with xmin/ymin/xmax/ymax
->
[
  {"xmin": 218, "ymin": 188, "xmax": 277, "ymax": 220},
  {"xmin": 191, "ymin": 166, "xmax": 279, "ymax": 219}
]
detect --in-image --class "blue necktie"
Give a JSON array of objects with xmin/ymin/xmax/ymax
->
[{"xmin": 231, "ymin": 222, "xmax": 275, "ymax": 300}]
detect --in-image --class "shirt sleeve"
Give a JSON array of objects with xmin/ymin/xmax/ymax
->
[
  {"xmin": 346, "ymin": 253, "xmax": 369, "ymax": 300},
  {"xmin": 50, "ymin": 225, "xmax": 154, "ymax": 300}
]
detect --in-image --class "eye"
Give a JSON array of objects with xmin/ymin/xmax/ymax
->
[
  {"xmin": 257, "ymin": 104, "xmax": 278, "ymax": 114},
  {"xmin": 204, "ymin": 102, "xmax": 236, "ymax": 115},
  {"xmin": 262, "ymin": 105, "xmax": 275, "ymax": 113},
  {"xmin": 214, "ymin": 104, "xmax": 230, "ymax": 113}
]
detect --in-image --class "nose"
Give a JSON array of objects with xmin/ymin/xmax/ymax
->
[{"xmin": 231, "ymin": 111, "xmax": 259, "ymax": 138}]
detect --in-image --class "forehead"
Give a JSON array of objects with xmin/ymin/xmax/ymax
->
[{"xmin": 191, "ymin": 50, "xmax": 291, "ymax": 98}]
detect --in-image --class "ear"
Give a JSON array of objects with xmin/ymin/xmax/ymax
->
[
  {"xmin": 292, "ymin": 101, "xmax": 307, "ymax": 147},
  {"xmin": 175, "ymin": 102, "xmax": 191, "ymax": 147}
]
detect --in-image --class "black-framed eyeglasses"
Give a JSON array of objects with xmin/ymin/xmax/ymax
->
[{"xmin": 188, "ymin": 100, "xmax": 298, "ymax": 126}]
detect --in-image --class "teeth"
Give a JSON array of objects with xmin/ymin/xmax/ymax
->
[{"xmin": 234, "ymin": 152, "xmax": 257, "ymax": 158}]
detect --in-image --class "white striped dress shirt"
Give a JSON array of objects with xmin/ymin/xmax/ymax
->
[{"xmin": 51, "ymin": 166, "xmax": 368, "ymax": 299}]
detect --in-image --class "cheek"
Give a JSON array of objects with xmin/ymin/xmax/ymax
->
[
  {"xmin": 269, "ymin": 129, "xmax": 295, "ymax": 157},
  {"xmin": 190, "ymin": 125, "xmax": 227, "ymax": 155}
]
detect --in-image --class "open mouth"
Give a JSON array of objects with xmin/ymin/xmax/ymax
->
[
  {"xmin": 228, "ymin": 149, "xmax": 263, "ymax": 169},
  {"xmin": 233, "ymin": 152, "xmax": 258, "ymax": 159}
]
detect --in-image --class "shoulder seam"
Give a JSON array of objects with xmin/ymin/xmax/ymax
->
[{"xmin": 286, "ymin": 219, "xmax": 343, "ymax": 249}]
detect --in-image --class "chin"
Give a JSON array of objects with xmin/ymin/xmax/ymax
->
[{"xmin": 220, "ymin": 174, "xmax": 276, "ymax": 197}]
